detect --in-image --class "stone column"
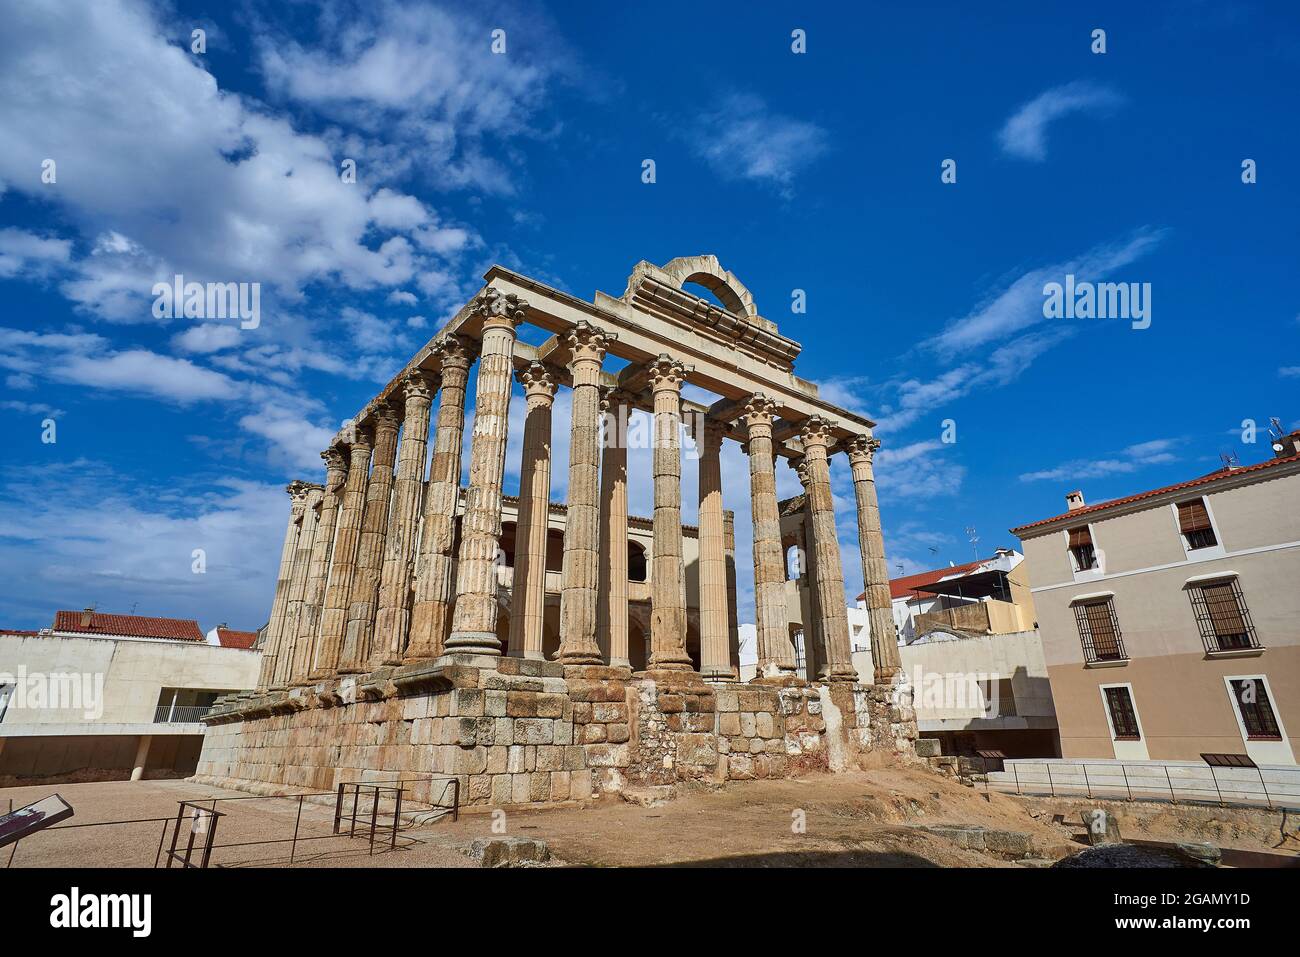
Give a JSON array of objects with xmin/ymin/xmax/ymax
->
[
  {"xmin": 445, "ymin": 290, "xmax": 528, "ymax": 655},
  {"xmin": 257, "ymin": 481, "xmax": 309, "ymax": 693},
  {"xmin": 338, "ymin": 405, "xmax": 400, "ymax": 673},
  {"xmin": 373, "ymin": 371, "xmax": 436, "ymax": 667},
  {"xmin": 275, "ymin": 483, "xmax": 322, "ymax": 688},
  {"xmin": 742, "ymin": 394, "xmax": 796, "ymax": 679},
  {"xmin": 508, "ymin": 362, "xmax": 558, "ymax": 660},
  {"xmin": 647, "ymin": 356, "xmax": 694, "ymax": 671},
  {"xmin": 846, "ymin": 436, "xmax": 901, "ymax": 682},
  {"xmin": 312, "ymin": 429, "xmax": 373, "ymax": 679},
  {"xmin": 799, "ymin": 417, "xmax": 858, "ymax": 682},
  {"xmin": 597, "ymin": 388, "xmax": 633, "ymax": 667},
  {"xmin": 723, "ymin": 509, "xmax": 741, "ymax": 678},
  {"xmin": 406, "ymin": 334, "xmax": 476, "ymax": 661},
  {"xmin": 130, "ymin": 734, "xmax": 152, "ymax": 782},
  {"xmin": 697, "ymin": 419, "xmax": 734, "ymax": 680},
  {"xmin": 293, "ymin": 448, "xmax": 347, "ymax": 685},
  {"xmin": 791, "ymin": 458, "xmax": 825, "ymax": 681},
  {"xmin": 293, "ymin": 449, "xmax": 348, "ymax": 686},
  {"xmin": 557, "ymin": 322, "xmax": 612, "ymax": 665}
]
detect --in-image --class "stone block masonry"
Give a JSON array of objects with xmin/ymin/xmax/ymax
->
[{"xmin": 196, "ymin": 655, "xmax": 919, "ymax": 807}]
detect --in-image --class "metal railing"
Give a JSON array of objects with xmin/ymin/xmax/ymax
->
[{"xmin": 153, "ymin": 704, "xmax": 214, "ymax": 723}]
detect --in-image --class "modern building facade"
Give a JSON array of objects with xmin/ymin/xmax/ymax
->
[
  {"xmin": 0, "ymin": 611, "xmax": 261, "ymax": 784},
  {"xmin": 1012, "ymin": 434, "xmax": 1300, "ymax": 765}
]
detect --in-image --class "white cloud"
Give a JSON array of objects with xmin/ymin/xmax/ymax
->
[
  {"xmin": 58, "ymin": 350, "xmax": 240, "ymax": 403},
  {"xmin": 172, "ymin": 324, "xmax": 243, "ymax": 354},
  {"xmin": 1019, "ymin": 437, "xmax": 1179, "ymax": 483},
  {"xmin": 387, "ymin": 290, "xmax": 419, "ymax": 306},
  {"xmin": 686, "ymin": 93, "xmax": 828, "ymax": 195},
  {"xmin": 0, "ymin": 228, "xmax": 72, "ymax": 278},
  {"xmin": 999, "ymin": 80, "xmax": 1124, "ymax": 161}
]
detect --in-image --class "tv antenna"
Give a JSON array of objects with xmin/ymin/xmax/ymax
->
[{"xmin": 964, "ymin": 526, "xmax": 980, "ymax": 559}]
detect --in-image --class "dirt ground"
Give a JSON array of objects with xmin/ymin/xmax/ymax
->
[{"xmin": 4, "ymin": 768, "xmax": 1297, "ymax": 868}]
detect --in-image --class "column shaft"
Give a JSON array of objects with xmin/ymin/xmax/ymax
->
[
  {"xmin": 508, "ymin": 363, "xmax": 557, "ymax": 659},
  {"xmin": 800, "ymin": 418, "xmax": 857, "ymax": 682},
  {"xmin": 846, "ymin": 436, "xmax": 901, "ymax": 682},
  {"xmin": 257, "ymin": 482, "xmax": 309, "ymax": 692},
  {"xmin": 445, "ymin": 292, "xmax": 528, "ymax": 653},
  {"xmin": 647, "ymin": 356, "xmax": 693, "ymax": 670},
  {"xmin": 743, "ymin": 395, "xmax": 796, "ymax": 679},
  {"xmin": 312, "ymin": 431, "xmax": 373, "ymax": 678},
  {"xmin": 792, "ymin": 460, "xmax": 826, "ymax": 680},
  {"xmin": 276, "ymin": 484, "xmax": 322, "ymax": 688},
  {"xmin": 293, "ymin": 449, "xmax": 347, "ymax": 685},
  {"xmin": 723, "ymin": 510, "xmax": 741, "ymax": 678},
  {"xmin": 406, "ymin": 335, "xmax": 475, "ymax": 661},
  {"xmin": 597, "ymin": 390, "xmax": 631, "ymax": 667},
  {"xmin": 697, "ymin": 420, "xmax": 733, "ymax": 680},
  {"xmin": 372, "ymin": 372, "xmax": 435, "ymax": 666},
  {"xmin": 557, "ymin": 323, "xmax": 611, "ymax": 664}
]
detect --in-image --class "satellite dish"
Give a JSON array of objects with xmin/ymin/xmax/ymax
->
[{"xmin": 1273, "ymin": 443, "xmax": 1285, "ymax": 453}]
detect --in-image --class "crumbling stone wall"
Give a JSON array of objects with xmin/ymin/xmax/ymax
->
[{"xmin": 195, "ymin": 655, "xmax": 919, "ymax": 807}]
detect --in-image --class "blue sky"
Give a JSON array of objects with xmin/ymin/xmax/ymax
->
[{"xmin": 1, "ymin": 0, "xmax": 1297, "ymax": 631}]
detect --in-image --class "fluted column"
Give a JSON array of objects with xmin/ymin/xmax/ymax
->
[
  {"xmin": 647, "ymin": 356, "xmax": 694, "ymax": 671},
  {"xmin": 792, "ymin": 458, "xmax": 825, "ymax": 680},
  {"xmin": 697, "ymin": 419, "xmax": 734, "ymax": 680},
  {"xmin": 292, "ymin": 448, "xmax": 347, "ymax": 685},
  {"xmin": 799, "ymin": 417, "xmax": 857, "ymax": 682},
  {"xmin": 312, "ymin": 430, "xmax": 373, "ymax": 679},
  {"xmin": 257, "ymin": 481, "xmax": 310, "ymax": 692},
  {"xmin": 557, "ymin": 322, "xmax": 612, "ymax": 665},
  {"xmin": 742, "ymin": 394, "xmax": 796, "ymax": 679},
  {"xmin": 724, "ymin": 510, "xmax": 741, "ymax": 678},
  {"xmin": 846, "ymin": 436, "xmax": 900, "ymax": 682},
  {"xmin": 406, "ymin": 335, "xmax": 476, "ymax": 661},
  {"xmin": 446, "ymin": 290, "xmax": 528, "ymax": 654},
  {"xmin": 597, "ymin": 388, "xmax": 633, "ymax": 667},
  {"xmin": 338, "ymin": 405, "xmax": 400, "ymax": 673},
  {"xmin": 373, "ymin": 371, "xmax": 436, "ymax": 667},
  {"xmin": 509, "ymin": 362, "xmax": 558, "ymax": 659},
  {"xmin": 275, "ymin": 483, "xmax": 322, "ymax": 688}
]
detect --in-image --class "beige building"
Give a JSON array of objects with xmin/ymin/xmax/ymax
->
[
  {"xmin": 1012, "ymin": 433, "xmax": 1300, "ymax": 765},
  {"xmin": 0, "ymin": 611, "xmax": 261, "ymax": 784}
]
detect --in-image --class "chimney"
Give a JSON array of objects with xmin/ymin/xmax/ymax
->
[
  {"xmin": 1066, "ymin": 490, "xmax": 1086, "ymax": 511},
  {"xmin": 1273, "ymin": 430, "xmax": 1300, "ymax": 459},
  {"xmin": 80, "ymin": 607, "xmax": 94, "ymax": 629}
]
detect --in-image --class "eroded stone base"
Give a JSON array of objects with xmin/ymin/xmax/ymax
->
[{"xmin": 194, "ymin": 656, "xmax": 919, "ymax": 807}]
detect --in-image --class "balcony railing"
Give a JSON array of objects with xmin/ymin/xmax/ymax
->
[{"xmin": 153, "ymin": 704, "xmax": 214, "ymax": 723}]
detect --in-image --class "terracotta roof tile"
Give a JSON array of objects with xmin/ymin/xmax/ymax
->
[
  {"xmin": 215, "ymin": 627, "xmax": 258, "ymax": 649},
  {"xmin": 856, "ymin": 555, "xmax": 1001, "ymax": 602},
  {"xmin": 1010, "ymin": 452, "xmax": 1300, "ymax": 535},
  {"xmin": 52, "ymin": 611, "xmax": 204, "ymax": 641}
]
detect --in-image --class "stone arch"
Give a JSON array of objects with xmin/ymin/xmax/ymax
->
[{"xmin": 658, "ymin": 255, "xmax": 757, "ymax": 318}]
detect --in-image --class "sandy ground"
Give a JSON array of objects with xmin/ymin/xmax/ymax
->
[{"xmin": 4, "ymin": 769, "xmax": 1297, "ymax": 868}]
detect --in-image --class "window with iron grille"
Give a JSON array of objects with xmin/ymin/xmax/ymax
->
[
  {"xmin": 1229, "ymin": 679, "xmax": 1282, "ymax": 740},
  {"xmin": 1187, "ymin": 578, "xmax": 1259, "ymax": 652},
  {"xmin": 1177, "ymin": 498, "xmax": 1217, "ymax": 550},
  {"xmin": 1103, "ymin": 686, "xmax": 1141, "ymax": 740},
  {"xmin": 1068, "ymin": 525, "xmax": 1098, "ymax": 570},
  {"xmin": 1072, "ymin": 598, "xmax": 1126, "ymax": 662}
]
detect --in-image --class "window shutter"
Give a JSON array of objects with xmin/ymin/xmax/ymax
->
[
  {"xmin": 1202, "ymin": 582, "xmax": 1246, "ymax": 636},
  {"xmin": 1085, "ymin": 602, "xmax": 1118, "ymax": 656},
  {"xmin": 1068, "ymin": 526, "xmax": 1093, "ymax": 548},
  {"xmin": 1177, "ymin": 499, "xmax": 1212, "ymax": 534}
]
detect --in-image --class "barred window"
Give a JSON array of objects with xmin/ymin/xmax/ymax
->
[
  {"xmin": 1072, "ymin": 598, "xmax": 1126, "ymax": 662},
  {"xmin": 1177, "ymin": 498, "xmax": 1217, "ymax": 550},
  {"xmin": 1187, "ymin": 578, "xmax": 1259, "ymax": 652},
  {"xmin": 1104, "ymin": 686, "xmax": 1141, "ymax": 740},
  {"xmin": 1068, "ymin": 525, "xmax": 1098, "ymax": 570},
  {"xmin": 1229, "ymin": 679, "xmax": 1282, "ymax": 740}
]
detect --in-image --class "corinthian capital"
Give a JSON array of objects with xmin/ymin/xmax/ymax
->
[
  {"xmin": 516, "ymin": 361, "xmax": 559, "ymax": 403},
  {"xmin": 431, "ymin": 333, "xmax": 477, "ymax": 374},
  {"xmin": 843, "ymin": 434, "xmax": 882, "ymax": 466},
  {"xmin": 564, "ymin": 320, "xmax": 615, "ymax": 365},
  {"xmin": 646, "ymin": 354, "xmax": 689, "ymax": 393},
  {"xmin": 401, "ymin": 370, "xmax": 437, "ymax": 405},
  {"xmin": 286, "ymin": 480, "xmax": 313, "ymax": 508},
  {"xmin": 740, "ymin": 393, "xmax": 778, "ymax": 428},
  {"xmin": 471, "ymin": 287, "xmax": 529, "ymax": 330},
  {"xmin": 788, "ymin": 456, "xmax": 813, "ymax": 490},
  {"xmin": 798, "ymin": 415, "xmax": 837, "ymax": 452},
  {"xmin": 371, "ymin": 401, "xmax": 401, "ymax": 433}
]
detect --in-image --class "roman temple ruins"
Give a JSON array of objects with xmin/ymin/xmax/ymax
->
[{"xmin": 195, "ymin": 256, "xmax": 917, "ymax": 806}]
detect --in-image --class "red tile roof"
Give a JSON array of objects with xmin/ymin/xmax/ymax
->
[
  {"xmin": 0, "ymin": 629, "xmax": 40, "ymax": 637},
  {"xmin": 215, "ymin": 627, "xmax": 258, "ymax": 649},
  {"xmin": 857, "ymin": 555, "xmax": 1001, "ymax": 602},
  {"xmin": 53, "ymin": 611, "xmax": 205, "ymax": 642},
  {"xmin": 1010, "ymin": 451, "xmax": 1300, "ymax": 535}
]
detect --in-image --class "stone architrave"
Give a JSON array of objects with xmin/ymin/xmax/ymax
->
[
  {"xmin": 557, "ymin": 322, "xmax": 613, "ymax": 665},
  {"xmin": 798, "ymin": 417, "xmax": 858, "ymax": 682},
  {"xmin": 406, "ymin": 335, "xmax": 476, "ymax": 661},
  {"xmin": 508, "ymin": 362, "xmax": 558, "ymax": 660},
  {"xmin": 445, "ymin": 290, "xmax": 528, "ymax": 655},
  {"xmin": 742, "ymin": 394, "xmax": 796, "ymax": 679},
  {"xmin": 845, "ymin": 436, "xmax": 900, "ymax": 682},
  {"xmin": 372, "ymin": 371, "xmax": 437, "ymax": 667},
  {"xmin": 646, "ymin": 355, "xmax": 694, "ymax": 671}
]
